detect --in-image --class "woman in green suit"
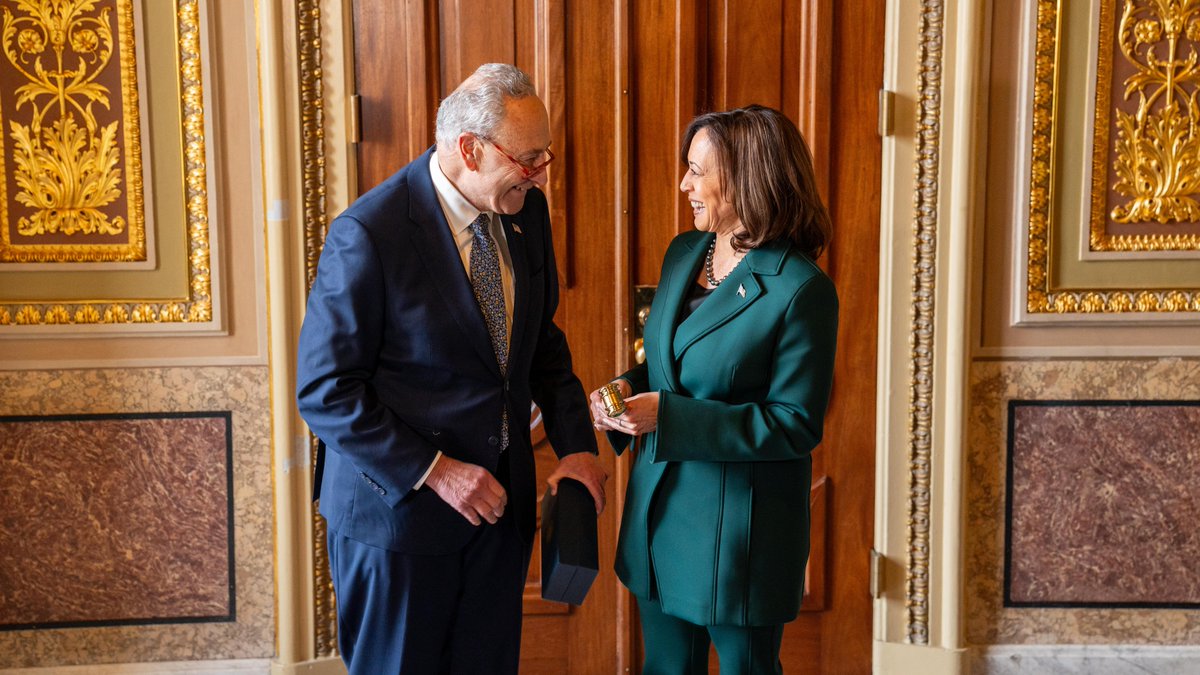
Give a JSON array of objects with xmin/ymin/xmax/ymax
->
[{"xmin": 591, "ymin": 105, "xmax": 838, "ymax": 675}]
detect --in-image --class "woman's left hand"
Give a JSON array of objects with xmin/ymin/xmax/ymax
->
[{"xmin": 594, "ymin": 392, "xmax": 659, "ymax": 436}]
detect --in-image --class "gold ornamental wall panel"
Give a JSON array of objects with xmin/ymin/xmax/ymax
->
[
  {"xmin": 1090, "ymin": 0, "xmax": 1200, "ymax": 252},
  {"xmin": 0, "ymin": 0, "xmax": 146, "ymax": 263},
  {"xmin": 0, "ymin": 0, "xmax": 215, "ymax": 332},
  {"xmin": 1024, "ymin": 0, "xmax": 1200, "ymax": 318}
]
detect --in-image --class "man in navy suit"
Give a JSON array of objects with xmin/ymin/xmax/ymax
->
[{"xmin": 296, "ymin": 63, "xmax": 607, "ymax": 675}]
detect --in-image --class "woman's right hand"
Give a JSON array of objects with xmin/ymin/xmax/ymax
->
[{"xmin": 589, "ymin": 379, "xmax": 633, "ymax": 430}]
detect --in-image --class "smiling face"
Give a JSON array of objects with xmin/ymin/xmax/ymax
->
[
  {"xmin": 460, "ymin": 95, "xmax": 552, "ymax": 215},
  {"xmin": 679, "ymin": 128, "xmax": 741, "ymax": 235}
]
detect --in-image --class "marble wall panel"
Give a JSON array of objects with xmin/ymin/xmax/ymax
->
[
  {"xmin": 0, "ymin": 367, "xmax": 272, "ymax": 668},
  {"xmin": 967, "ymin": 359, "xmax": 1200, "ymax": 646},
  {"xmin": 1005, "ymin": 401, "xmax": 1200, "ymax": 607},
  {"xmin": 0, "ymin": 413, "xmax": 234, "ymax": 629}
]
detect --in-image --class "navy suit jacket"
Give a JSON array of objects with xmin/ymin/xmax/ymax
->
[{"xmin": 296, "ymin": 148, "xmax": 597, "ymax": 555}]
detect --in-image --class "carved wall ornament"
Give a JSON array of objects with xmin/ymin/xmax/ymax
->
[
  {"xmin": 1026, "ymin": 0, "xmax": 1200, "ymax": 315},
  {"xmin": 296, "ymin": 0, "xmax": 336, "ymax": 657},
  {"xmin": 0, "ymin": 0, "xmax": 145, "ymax": 263},
  {"xmin": 0, "ymin": 0, "xmax": 214, "ymax": 328},
  {"xmin": 906, "ymin": 0, "xmax": 943, "ymax": 646},
  {"xmin": 1090, "ymin": 0, "xmax": 1200, "ymax": 251}
]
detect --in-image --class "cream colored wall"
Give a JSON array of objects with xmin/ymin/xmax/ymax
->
[
  {"xmin": 875, "ymin": 1, "xmax": 1200, "ymax": 674},
  {"xmin": 260, "ymin": 1, "xmax": 355, "ymax": 672},
  {"xmin": 969, "ymin": 0, "xmax": 1200, "ymax": 656},
  {"xmin": 874, "ymin": 1, "xmax": 980, "ymax": 672},
  {"xmin": 0, "ymin": 1, "xmax": 275, "ymax": 671},
  {"xmin": 977, "ymin": 0, "xmax": 1200, "ymax": 357},
  {"xmin": 0, "ymin": 0, "xmax": 267, "ymax": 368}
]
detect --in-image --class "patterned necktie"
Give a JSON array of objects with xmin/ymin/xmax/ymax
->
[{"xmin": 468, "ymin": 213, "xmax": 509, "ymax": 449}]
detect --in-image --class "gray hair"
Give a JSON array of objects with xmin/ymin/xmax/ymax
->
[{"xmin": 435, "ymin": 63, "xmax": 536, "ymax": 147}]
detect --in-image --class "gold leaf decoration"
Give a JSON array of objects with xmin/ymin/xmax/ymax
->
[
  {"xmin": 1, "ymin": 0, "xmax": 128, "ymax": 239},
  {"xmin": 0, "ymin": 1, "xmax": 214, "ymax": 328},
  {"xmin": 1028, "ymin": 0, "xmax": 1200, "ymax": 313},
  {"xmin": 14, "ymin": 305, "xmax": 40, "ymax": 323},
  {"xmin": 73, "ymin": 305, "xmax": 99, "ymax": 322},
  {"xmin": 11, "ymin": 116, "xmax": 126, "ymax": 235},
  {"xmin": 102, "ymin": 303, "xmax": 126, "ymax": 323},
  {"xmin": 43, "ymin": 305, "xmax": 70, "ymax": 323},
  {"xmin": 1109, "ymin": 0, "xmax": 1200, "ymax": 227}
]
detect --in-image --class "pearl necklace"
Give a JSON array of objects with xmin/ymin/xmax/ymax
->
[{"xmin": 704, "ymin": 237, "xmax": 744, "ymax": 287}]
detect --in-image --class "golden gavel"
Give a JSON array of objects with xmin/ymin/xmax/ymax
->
[{"xmin": 599, "ymin": 382, "xmax": 627, "ymax": 417}]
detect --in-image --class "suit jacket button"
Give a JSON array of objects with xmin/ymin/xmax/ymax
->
[{"xmin": 488, "ymin": 435, "xmax": 499, "ymax": 446}]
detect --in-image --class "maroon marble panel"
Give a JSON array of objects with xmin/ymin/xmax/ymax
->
[
  {"xmin": 0, "ymin": 412, "xmax": 232, "ymax": 629},
  {"xmin": 1006, "ymin": 401, "xmax": 1200, "ymax": 607}
]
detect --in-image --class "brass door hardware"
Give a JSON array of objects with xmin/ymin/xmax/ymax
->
[{"xmin": 632, "ymin": 285, "xmax": 655, "ymax": 365}]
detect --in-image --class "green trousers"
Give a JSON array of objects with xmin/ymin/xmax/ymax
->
[{"xmin": 637, "ymin": 596, "xmax": 785, "ymax": 675}]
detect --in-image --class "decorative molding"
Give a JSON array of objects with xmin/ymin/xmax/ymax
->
[
  {"xmin": 296, "ymin": 0, "xmax": 336, "ymax": 659},
  {"xmin": 0, "ymin": 0, "xmax": 147, "ymax": 264},
  {"xmin": 1088, "ymin": 0, "xmax": 1200, "ymax": 252},
  {"xmin": 1025, "ymin": 0, "xmax": 1200, "ymax": 314},
  {"xmin": 906, "ymin": 0, "xmax": 944, "ymax": 647},
  {"xmin": 298, "ymin": 0, "xmax": 328, "ymax": 293},
  {"xmin": 0, "ymin": 0, "xmax": 216, "ymax": 330}
]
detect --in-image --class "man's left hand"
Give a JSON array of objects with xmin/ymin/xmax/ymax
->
[{"xmin": 546, "ymin": 452, "xmax": 609, "ymax": 514}]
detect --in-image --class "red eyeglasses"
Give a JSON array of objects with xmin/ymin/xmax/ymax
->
[{"xmin": 485, "ymin": 138, "xmax": 555, "ymax": 178}]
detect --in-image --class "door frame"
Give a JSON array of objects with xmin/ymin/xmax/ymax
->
[{"xmin": 258, "ymin": 0, "xmax": 948, "ymax": 672}]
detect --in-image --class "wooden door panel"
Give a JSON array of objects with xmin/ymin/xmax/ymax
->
[
  {"xmin": 437, "ymin": 0, "xmax": 517, "ymax": 94},
  {"xmin": 707, "ymin": 0, "xmax": 785, "ymax": 110},
  {"xmin": 348, "ymin": 0, "xmax": 881, "ymax": 672},
  {"xmin": 352, "ymin": 0, "xmax": 439, "ymax": 192}
]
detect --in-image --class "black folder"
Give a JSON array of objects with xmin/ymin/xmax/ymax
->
[{"xmin": 540, "ymin": 478, "xmax": 599, "ymax": 605}]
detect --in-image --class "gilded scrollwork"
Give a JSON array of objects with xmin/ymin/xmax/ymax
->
[
  {"xmin": 0, "ymin": 0, "xmax": 146, "ymax": 261},
  {"xmin": 1028, "ymin": 0, "xmax": 1200, "ymax": 313},
  {"xmin": 906, "ymin": 0, "xmax": 943, "ymax": 647},
  {"xmin": 1088, "ymin": 0, "xmax": 1200, "ymax": 251},
  {"xmin": 297, "ymin": 0, "xmax": 337, "ymax": 656},
  {"xmin": 0, "ymin": 0, "xmax": 213, "ymax": 327},
  {"xmin": 1110, "ymin": 0, "xmax": 1200, "ymax": 225}
]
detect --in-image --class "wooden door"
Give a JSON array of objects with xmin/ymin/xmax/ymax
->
[{"xmin": 349, "ymin": 1, "xmax": 882, "ymax": 672}]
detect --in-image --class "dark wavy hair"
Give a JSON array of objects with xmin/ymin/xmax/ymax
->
[{"xmin": 681, "ymin": 105, "xmax": 831, "ymax": 259}]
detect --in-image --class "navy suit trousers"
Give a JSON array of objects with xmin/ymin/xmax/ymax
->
[{"xmin": 327, "ymin": 459, "xmax": 531, "ymax": 675}]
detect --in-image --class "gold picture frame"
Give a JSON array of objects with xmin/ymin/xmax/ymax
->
[
  {"xmin": 1088, "ymin": 0, "xmax": 1200, "ymax": 253},
  {"xmin": 0, "ymin": 0, "xmax": 147, "ymax": 264},
  {"xmin": 1025, "ymin": 0, "xmax": 1200, "ymax": 316},
  {"xmin": 0, "ymin": 0, "xmax": 213, "ymax": 329}
]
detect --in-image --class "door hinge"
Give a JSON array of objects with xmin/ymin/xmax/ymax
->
[
  {"xmin": 349, "ymin": 93, "xmax": 362, "ymax": 144},
  {"xmin": 878, "ymin": 89, "xmax": 895, "ymax": 138},
  {"xmin": 870, "ymin": 549, "xmax": 884, "ymax": 598}
]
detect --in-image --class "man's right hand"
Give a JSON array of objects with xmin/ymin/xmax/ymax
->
[{"xmin": 424, "ymin": 456, "xmax": 508, "ymax": 526}]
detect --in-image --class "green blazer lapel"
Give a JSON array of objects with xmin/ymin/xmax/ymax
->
[
  {"xmin": 652, "ymin": 233, "xmax": 708, "ymax": 393},
  {"xmin": 671, "ymin": 240, "xmax": 789, "ymax": 360}
]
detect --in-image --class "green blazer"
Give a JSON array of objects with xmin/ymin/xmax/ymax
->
[{"xmin": 609, "ymin": 230, "xmax": 838, "ymax": 627}]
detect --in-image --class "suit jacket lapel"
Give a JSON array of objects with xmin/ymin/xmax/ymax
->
[
  {"xmin": 672, "ymin": 269, "xmax": 762, "ymax": 359},
  {"xmin": 652, "ymin": 234, "xmax": 708, "ymax": 393},
  {"xmin": 407, "ymin": 151, "xmax": 502, "ymax": 377},
  {"xmin": 671, "ymin": 239, "xmax": 788, "ymax": 360},
  {"xmin": 499, "ymin": 214, "xmax": 528, "ymax": 365}
]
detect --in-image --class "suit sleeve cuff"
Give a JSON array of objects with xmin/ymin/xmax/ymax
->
[{"xmin": 412, "ymin": 451, "xmax": 442, "ymax": 489}]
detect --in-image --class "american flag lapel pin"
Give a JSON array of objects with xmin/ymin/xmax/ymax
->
[{"xmin": 737, "ymin": 284, "xmax": 746, "ymax": 298}]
